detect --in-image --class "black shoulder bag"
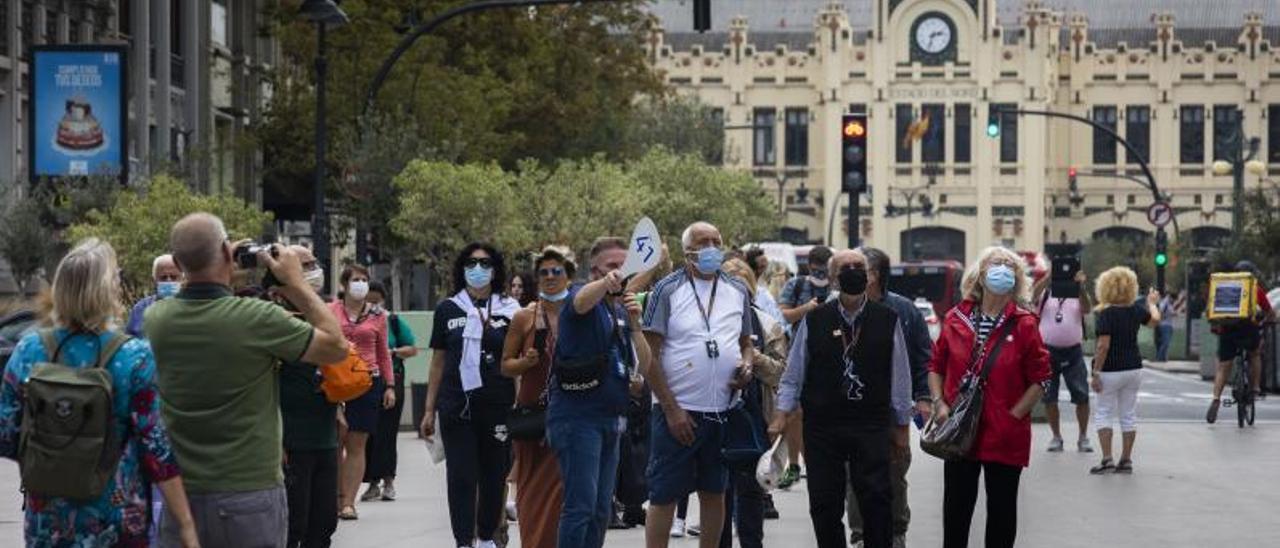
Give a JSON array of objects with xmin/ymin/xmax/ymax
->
[
  {"xmin": 920, "ymin": 317, "xmax": 1017, "ymax": 461},
  {"xmin": 553, "ymin": 303, "xmax": 618, "ymax": 393},
  {"xmin": 508, "ymin": 305, "xmax": 553, "ymax": 441}
]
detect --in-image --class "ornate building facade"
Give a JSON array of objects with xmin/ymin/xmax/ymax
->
[{"xmin": 647, "ymin": 0, "xmax": 1280, "ymax": 262}]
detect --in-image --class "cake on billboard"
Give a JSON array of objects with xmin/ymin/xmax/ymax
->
[{"xmin": 29, "ymin": 46, "xmax": 127, "ymax": 180}]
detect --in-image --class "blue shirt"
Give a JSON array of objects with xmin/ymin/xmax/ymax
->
[
  {"xmin": 548, "ymin": 285, "xmax": 632, "ymax": 422},
  {"xmin": 126, "ymin": 294, "xmax": 159, "ymax": 338},
  {"xmin": 777, "ymin": 299, "xmax": 914, "ymax": 426}
]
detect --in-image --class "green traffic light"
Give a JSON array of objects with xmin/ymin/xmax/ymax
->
[
  {"xmin": 1155, "ymin": 253, "xmax": 1168, "ymax": 267},
  {"xmin": 986, "ymin": 122, "xmax": 1000, "ymax": 138}
]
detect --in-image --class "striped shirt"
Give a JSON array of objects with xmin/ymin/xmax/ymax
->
[{"xmin": 973, "ymin": 312, "xmax": 999, "ymax": 348}]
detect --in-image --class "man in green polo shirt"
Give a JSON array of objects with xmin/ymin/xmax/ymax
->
[{"xmin": 146, "ymin": 213, "xmax": 349, "ymax": 548}]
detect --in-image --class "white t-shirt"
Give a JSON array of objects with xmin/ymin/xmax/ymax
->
[{"xmin": 642, "ymin": 271, "xmax": 753, "ymax": 412}]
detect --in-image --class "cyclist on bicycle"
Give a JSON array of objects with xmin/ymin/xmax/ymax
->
[{"xmin": 1206, "ymin": 261, "xmax": 1275, "ymax": 424}]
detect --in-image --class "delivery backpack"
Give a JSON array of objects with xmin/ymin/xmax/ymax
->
[
  {"xmin": 19, "ymin": 330, "xmax": 130, "ymax": 501},
  {"xmin": 1207, "ymin": 273, "xmax": 1260, "ymax": 325}
]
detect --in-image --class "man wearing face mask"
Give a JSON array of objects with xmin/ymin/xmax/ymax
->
[
  {"xmin": 768, "ymin": 250, "xmax": 913, "ymax": 548},
  {"xmin": 642, "ymin": 222, "xmax": 755, "ymax": 548},
  {"xmin": 126, "ymin": 254, "xmax": 183, "ymax": 338},
  {"xmin": 779, "ymin": 246, "xmax": 835, "ymax": 327}
]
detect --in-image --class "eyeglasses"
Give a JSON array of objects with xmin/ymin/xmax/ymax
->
[
  {"xmin": 464, "ymin": 257, "xmax": 493, "ymax": 269},
  {"xmin": 538, "ymin": 266, "xmax": 566, "ymax": 277}
]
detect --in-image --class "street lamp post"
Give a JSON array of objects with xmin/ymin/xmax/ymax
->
[
  {"xmin": 300, "ymin": 0, "xmax": 349, "ymax": 293},
  {"xmin": 885, "ymin": 167, "xmax": 937, "ymax": 261},
  {"xmin": 1211, "ymin": 110, "xmax": 1264, "ymax": 235}
]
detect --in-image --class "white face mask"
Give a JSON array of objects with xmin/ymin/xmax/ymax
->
[
  {"xmin": 348, "ymin": 280, "xmax": 370, "ymax": 300},
  {"xmin": 305, "ymin": 268, "xmax": 325, "ymax": 291}
]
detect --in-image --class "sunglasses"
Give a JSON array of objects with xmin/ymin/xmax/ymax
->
[
  {"xmin": 538, "ymin": 266, "xmax": 566, "ymax": 277},
  {"xmin": 464, "ymin": 257, "xmax": 493, "ymax": 269}
]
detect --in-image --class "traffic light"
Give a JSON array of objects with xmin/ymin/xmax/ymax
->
[
  {"xmin": 842, "ymin": 114, "xmax": 868, "ymax": 193},
  {"xmin": 1068, "ymin": 167, "xmax": 1078, "ymax": 192},
  {"xmin": 693, "ymin": 0, "xmax": 711, "ymax": 32},
  {"xmin": 1154, "ymin": 230, "xmax": 1169, "ymax": 267},
  {"xmin": 986, "ymin": 112, "xmax": 1001, "ymax": 138}
]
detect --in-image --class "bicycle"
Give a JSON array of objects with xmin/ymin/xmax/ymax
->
[{"xmin": 1222, "ymin": 345, "xmax": 1256, "ymax": 428}]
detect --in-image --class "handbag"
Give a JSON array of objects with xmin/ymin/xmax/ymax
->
[
  {"xmin": 319, "ymin": 346, "xmax": 375, "ymax": 403},
  {"xmin": 509, "ymin": 305, "xmax": 552, "ymax": 441},
  {"xmin": 722, "ymin": 380, "xmax": 768, "ymax": 471},
  {"xmin": 920, "ymin": 318, "xmax": 1016, "ymax": 461}
]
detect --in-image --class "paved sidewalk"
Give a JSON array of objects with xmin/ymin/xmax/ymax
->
[{"xmin": 5, "ymin": 422, "xmax": 1275, "ymax": 546}]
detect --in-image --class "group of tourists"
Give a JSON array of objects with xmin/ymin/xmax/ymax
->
[{"xmin": 0, "ymin": 209, "xmax": 1274, "ymax": 548}]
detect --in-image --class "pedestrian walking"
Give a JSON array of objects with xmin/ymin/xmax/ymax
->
[
  {"xmin": 510, "ymin": 271, "xmax": 536, "ymax": 307},
  {"xmin": 500, "ymin": 246, "xmax": 575, "ymax": 548},
  {"xmin": 547, "ymin": 237, "xmax": 652, "ymax": 548},
  {"xmin": 273, "ymin": 246, "xmax": 340, "ymax": 548},
  {"xmin": 776, "ymin": 247, "xmax": 832, "ymax": 489},
  {"xmin": 147, "ymin": 213, "xmax": 349, "ymax": 548},
  {"xmin": 126, "ymin": 253, "xmax": 183, "ymax": 337},
  {"xmin": 768, "ymin": 249, "xmax": 913, "ymax": 548},
  {"xmin": 1032, "ymin": 266, "xmax": 1095, "ymax": 453},
  {"xmin": 642, "ymin": 222, "xmax": 754, "ymax": 548},
  {"xmin": 1154, "ymin": 291, "xmax": 1180, "ymax": 362},
  {"xmin": 745, "ymin": 248, "xmax": 785, "ymax": 325},
  {"xmin": 332, "ymin": 264, "xmax": 394, "ymax": 521},
  {"xmin": 0, "ymin": 239, "xmax": 199, "ymax": 547},
  {"xmin": 421, "ymin": 243, "xmax": 521, "ymax": 548},
  {"xmin": 927, "ymin": 246, "xmax": 1051, "ymax": 548},
  {"xmin": 1089, "ymin": 267, "xmax": 1161, "ymax": 475},
  {"xmin": 361, "ymin": 282, "xmax": 418, "ymax": 502},
  {"xmin": 845, "ymin": 247, "xmax": 935, "ymax": 547}
]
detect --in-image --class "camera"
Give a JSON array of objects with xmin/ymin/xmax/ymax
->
[{"xmin": 233, "ymin": 243, "xmax": 278, "ymax": 269}]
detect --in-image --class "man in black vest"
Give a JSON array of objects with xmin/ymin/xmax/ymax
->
[{"xmin": 769, "ymin": 250, "xmax": 912, "ymax": 548}]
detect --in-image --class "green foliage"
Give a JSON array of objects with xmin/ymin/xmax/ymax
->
[
  {"xmin": 1083, "ymin": 232, "xmax": 1190, "ymax": 292},
  {"xmin": 391, "ymin": 149, "xmax": 778, "ymax": 294},
  {"xmin": 65, "ymin": 175, "xmax": 274, "ymax": 294},
  {"xmin": 0, "ymin": 184, "xmax": 56, "ymax": 293},
  {"xmin": 1213, "ymin": 183, "xmax": 1280, "ymax": 283},
  {"xmin": 619, "ymin": 96, "xmax": 726, "ymax": 165}
]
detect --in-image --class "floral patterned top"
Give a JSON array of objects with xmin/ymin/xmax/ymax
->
[{"xmin": 0, "ymin": 329, "xmax": 181, "ymax": 547}]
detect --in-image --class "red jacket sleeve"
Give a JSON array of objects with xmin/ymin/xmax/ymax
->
[
  {"xmin": 1258, "ymin": 286, "xmax": 1272, "ymax": 313},
  {"xmin": 1019, "ymin": 315, "xmax": 1052, "ymax": 386},
  {"xmin": 927, "ymin": 316, "xmax": 953, "ymax": 377}
]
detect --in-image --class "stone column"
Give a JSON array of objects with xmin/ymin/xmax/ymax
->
[
  {"xmin": 153, "ymin": 0, "xmax": 171, "ymax": 162},
  {"xmin": 132, "ymin": 0, "xmax": 151, "ymax": 173},
  {"xmin": 2, "ymin": 1, "xmax": 21, "ymax": 182}
]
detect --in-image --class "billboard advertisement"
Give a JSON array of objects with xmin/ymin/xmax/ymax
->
[{"xmin": 28, "ymin": 45, "xmax": 128, "ymax": 182}]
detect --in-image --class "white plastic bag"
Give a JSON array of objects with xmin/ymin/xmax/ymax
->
[
  {"xmin": 423, "ymin": 417, "xmax": 446, "ymax": 464},
  {"xmin": 755, "ymin": 436, "xmax": 787, "ymax": 491}
]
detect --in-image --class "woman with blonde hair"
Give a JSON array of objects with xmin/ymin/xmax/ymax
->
[
  {"xmin": 928, "ymin": 246, "xmax": 1050, "ymax": 548},
  {"xmin": 0, "ymin": 238, "xmax": 200, "ymax": 547},
  {"xmin": 1088, "ymin": 267, "xmax": 1160, "ymax": 475}
]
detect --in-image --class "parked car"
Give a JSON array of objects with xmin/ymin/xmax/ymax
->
[{"xmin": 915, "ymin": 298, "xmax": 940, "ymax": 341}]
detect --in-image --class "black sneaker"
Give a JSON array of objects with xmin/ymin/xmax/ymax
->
[
  {"xmin": 622, "ymin": 507, "xmax": 647, "ymax": 528},
  {"xmin": 763, "ymin": 495, "xmax": 780, "ymax": 520},
  {"xmin": 778, "ymin": 464, "xmax": 802, "ymax": 490},
  {"xmin": 608, "ymin": 512, "xmax": 632, "ymax": 530},
  {"xmin": 1206, "ymin": 399, "xmax": 1220, "ymax": 424}
]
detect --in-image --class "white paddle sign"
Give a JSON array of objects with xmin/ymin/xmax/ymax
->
[{"xmin": 620, "ymin": 217, "xmax": 662, "ymax": 278}]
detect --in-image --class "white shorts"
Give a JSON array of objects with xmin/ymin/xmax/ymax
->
[{"xmin": 1093, "ymin": 369, "xmax": 1143, "ymax": 432}]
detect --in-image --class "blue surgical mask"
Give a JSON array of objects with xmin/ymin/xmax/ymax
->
[
  {"xmin": 539, "ymin": 289, "xmax": 569, "ymax": 302},
  {"xmin": 156, "ymin": 281, "xmax": 181, "ymax": 299},
  {"xmin": 465, "ymin": 266, "xmax": 494, "ymax": 289},
  {"xmin": 985, "ymin": 264, "xmax": 1016, "ymax": 295},
  {"xmin": 695, "ymin": 247, "xmax": 723, "ymax": 274}
]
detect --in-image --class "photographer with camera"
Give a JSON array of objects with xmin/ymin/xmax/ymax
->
[{"xmin": 146, "ymin": 213, "xmax": 349, "ymax": 548}]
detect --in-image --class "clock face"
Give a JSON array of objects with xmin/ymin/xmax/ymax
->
[{"xmin": 915, "ymin": 17, "xmax": 953, "ymax": 54}]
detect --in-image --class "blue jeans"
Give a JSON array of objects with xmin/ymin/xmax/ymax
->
[
  {"xmin": 1156, "ymin": 324, "xmax": 1174, "ymax": 361},
  {"xmin": 548, "ymin": 414, "xmax": 624, "ymax": 548}
]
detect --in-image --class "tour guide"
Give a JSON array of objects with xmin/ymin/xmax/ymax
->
[{"xmin": 769, "ymin": 249, "xmax": 912, "ymax": 548}]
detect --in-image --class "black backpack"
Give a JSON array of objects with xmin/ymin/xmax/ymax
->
[{"xmin": 19, "ymin": 330, "xmax": 130, "ymax": 500}]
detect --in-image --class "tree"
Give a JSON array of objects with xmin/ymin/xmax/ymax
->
[
  {"xmin": 620, "ymin": 96, "xmax": 727, "ymax": 165},
  {"xmin": 0, "ymin": 183, "xmax": 56, "ymax": 294},
  {"xmin": 1082, "ymin": 233, "xmax": 1190, "ymax": 292},
  {"xmin": 66, "ymin": 175, "xmax": 274, "ymax": 295},
  {"xmin": 506, "ymin": 156, "xmax": 644, "ymax": 262},
  {"xmin": 1214, "ymin": 182, "xmax": 1280, "ymax": 283}
]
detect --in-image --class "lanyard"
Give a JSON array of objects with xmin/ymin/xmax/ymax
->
[
  {"xmin": 689, "ymin": 275, "xmax": 719, "ymax": 334},
  {"xmin": 475, "ymin": 297, "xmax": 493, "ymax": 331}
]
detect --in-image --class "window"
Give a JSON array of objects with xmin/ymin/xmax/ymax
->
[
  {"xmin": 1213, "ymin": 105, "xmax": 1239, "ymax": 164},
  {"xmin": 1215, "ymin": 194, "xmax": 1224, "ymax": 205},
  {"xmin": 784, "ymin": 108, "xmax": 809, "ymax": 166},
  {"xmin": 752, "ymin": 108, "xmax": 776, "ymax": 166},
  {"xmin": 1107, "ymin": 195, "xmax": 1115, "ymax": 205},
  {"xmin": 212, "ymin": 0, "xmax": 228, "ymax": 48},
  {"xmin": 709, "ymin": 108, "xmax": 725, "ymax": 164},
  {"xmin": 1127, "ymin": 194, "xmax": 1136, "ymax": 205},
  {"xmin": 1180, "ymin": 105, "xmax": 1205, "ymax": 164},
  {"xmin": 1194, "ymin": 194, "xmax": 1202, "ymax": 205},
  {"xmin": 895, "ymin": 104, "xmax": 913, "ymax": 163},
  {"xmin": 1126, "ymin": 106, "xmax": 1151, "ymax": 164},
  {"xmin": 954, "ymin": 104, "xmax": 972, "ymax": 163},
  {"xmin": 1268, "ymin": 104, "xmax": 1280, "ymax": 164},
  {"xmin": 1092, "ymin": 106, "xmax": 1118, "ymax": 165},
  {"xmin": 991, "ymin": 103, "xmax": 1018, "ymax": 163},
  {"xmin": 921, "ymin": 104, "xmax": 946, "ymax": 163}
]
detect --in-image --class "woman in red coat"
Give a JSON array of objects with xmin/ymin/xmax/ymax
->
[{"xmin": 928, "ymin": 247, "xmax": 1051, "ymax": 548}]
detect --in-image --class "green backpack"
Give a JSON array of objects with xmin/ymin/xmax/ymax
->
[{"xmin": 18, "ymin": 330, "xmax": 130, "ymax": 500}]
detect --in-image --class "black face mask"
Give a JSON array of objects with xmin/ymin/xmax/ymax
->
[{"xmin": 838, "ymin": 267, "xmax": 868, "ymax": 296}]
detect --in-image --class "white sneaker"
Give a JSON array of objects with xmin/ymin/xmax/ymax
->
[
  {"xmin": 670, "ymin": 517, "xmax": 686, "ymax": 538},
  {"xmin": 505, "ymin": 500, "xmax": 518, "ymax": 522},
  {"xmin": 476, "ymin": 541, "xmax": 498, "ymax": 548}
]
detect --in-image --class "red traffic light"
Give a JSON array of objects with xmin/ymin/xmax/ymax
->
[
  {"xmin": 1068, "ymin": 167, "xmax": 1077, "ymax": 178},
  {"xmin": 843, "ymin": 120, "xmax": 866, "ymax": 138}
]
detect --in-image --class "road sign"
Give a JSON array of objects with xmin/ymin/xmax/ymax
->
[{"xmin": 1147, "ymin": 202, "xmax": 1173, "ymax": 228}]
